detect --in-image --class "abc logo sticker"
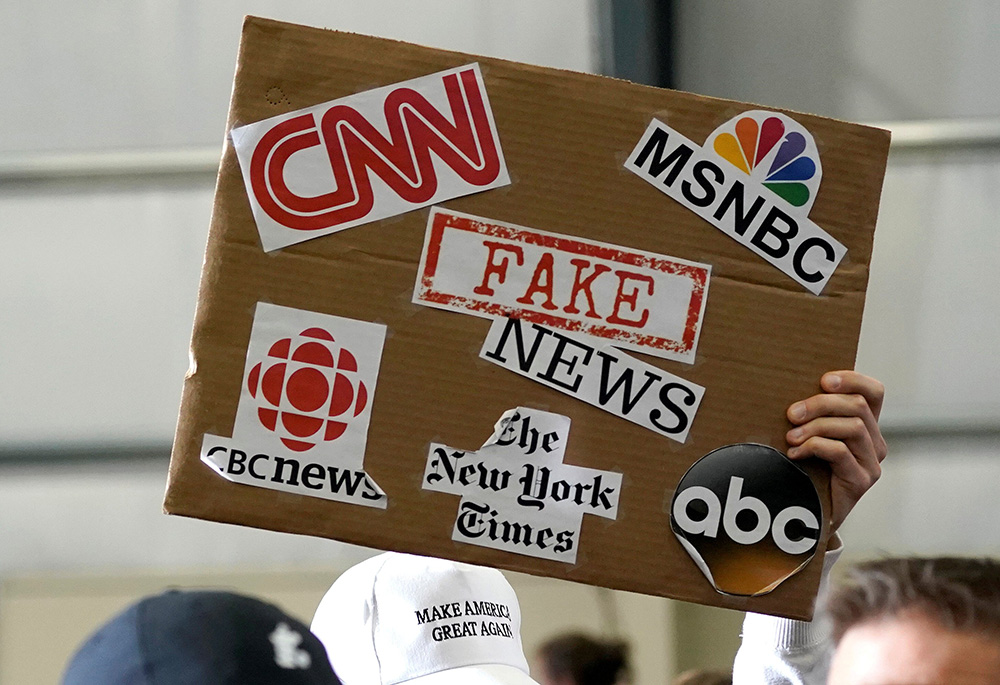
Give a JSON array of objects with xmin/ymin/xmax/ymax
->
[{"xmin": 670, "ymin": 443, "xmax": 822, "ymax": 596}]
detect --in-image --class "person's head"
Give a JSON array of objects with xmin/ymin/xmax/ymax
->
[
  {"xmin": 826, "ymin": 556, "xmax": 1000, "ymax": 684},
  {"xmin": 311, "ymin": 552, "xmax": 539, "ymax": 685},
  {"xmin": 534, "ymin": 632, "xmax": 630, "ymax": 685},
  {"xmin": 63, "ymin": 589, "xmax": 340, "ymax": 684}
]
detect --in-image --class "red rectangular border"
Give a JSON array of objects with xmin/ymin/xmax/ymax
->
[{"xmin": 416, "ymin": 210, "xmax": 709, "ymax": 356}]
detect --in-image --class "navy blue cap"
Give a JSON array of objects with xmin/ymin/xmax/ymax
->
[{"xmin": 63, "ymin": 590, "xmax": 340, "ymax": 684}]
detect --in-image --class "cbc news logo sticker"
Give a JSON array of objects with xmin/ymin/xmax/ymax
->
[
  {"xmin": 670, "ymin": 443, "xmax": 822, "ymax": 596},
  {"xmin": 247, "ymin": 326, "xmax": 370, "ymax": 453},
  {"xmin": 200, "ymin": 303, "xmax": 388, "ymax": 508}
]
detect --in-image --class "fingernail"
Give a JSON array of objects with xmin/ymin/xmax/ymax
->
[
  {"xmin": 790, "ymin": 402, "xmax": 806, "ymax": 421},
  {"xmin": 787, "ymin": 446, "xmax": 800, "ymax": 458},
  {"xmin": 826, "ymin": 373, "xmax": 842, "ymax": 390},
  {"xmin": 788, "ymin": 428, "xmax": 803, "ymax": 442}
]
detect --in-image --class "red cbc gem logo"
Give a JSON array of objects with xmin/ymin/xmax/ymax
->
[{"xmin": 246, "ymin": 327, "xmax": 369, "ymax": 452}]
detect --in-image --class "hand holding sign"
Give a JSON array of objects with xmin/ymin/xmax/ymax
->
[{"xmin": 785, "ymin": 370, "xmax": 887, "ymax": 532}]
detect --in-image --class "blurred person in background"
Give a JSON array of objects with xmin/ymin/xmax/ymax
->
[
  {"xmin": 63, "ymin": 589, "xmax": 340, "ymax": 684},
  {"xmin": 735, "ymin": 555, "xmax": 1000, "ymax": 684},
  {"xmin": 671, "ymin": 670, "xmax": 731, "ymax": 685},
  {"xmin": 535, "ymin": 632, "xmax": 631, "ymax": 685},
  {"xmin": 827, "ymin": 556, "xmax": 1000, "ymax": 684}
]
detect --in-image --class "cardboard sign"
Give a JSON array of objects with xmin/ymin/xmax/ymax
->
[{"xmin": 166, "ymin": 16, "xmax": 890, "ymax": 620}]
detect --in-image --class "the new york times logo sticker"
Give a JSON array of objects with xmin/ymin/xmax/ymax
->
[
  {"xmin": 423, "ymin": 407, "xmax": 622, "ymax": 564},
  {"xmin": 670, "ymin": 443, "xmax": 822, "ymax": 596}
]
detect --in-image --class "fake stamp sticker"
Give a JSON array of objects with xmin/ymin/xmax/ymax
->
[
  {"xmin": 625, "ymin": 110, "xmax": 845, "ymax": 295},
  {"xmin": 414, "ymin": 207, "xmax": 711, "ymax": 364},
  {"xmin": 231, "ymin": 64, "xmax": 509, "ymax": 252},
  {"xmin": 423, "ymin": 407, "xmax": 622, "ymax": 564},
  {"xmin": 201, "ymin": 302, "xmax": 388, "ymax": 508}
]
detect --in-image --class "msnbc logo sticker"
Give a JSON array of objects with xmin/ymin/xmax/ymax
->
[
  {"xmin": 201, "ymin": 303, "xmax": 388, "ymax": 508},
  {"xmin": 625, "ymin": 110, "xmax": 845, "ymax": 295}
]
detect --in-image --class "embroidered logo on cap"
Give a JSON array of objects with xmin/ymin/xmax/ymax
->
[{"xmin": 270, "ymin": 622, "xmax": 312, "ymax": 670}]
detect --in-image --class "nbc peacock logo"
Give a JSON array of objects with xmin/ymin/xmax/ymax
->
[{"xmin": 706, "ymin": 111, "xmax": 822, "ymax": 213}]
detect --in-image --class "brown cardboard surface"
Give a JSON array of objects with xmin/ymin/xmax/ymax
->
[{"xmin": 165, "ymin": 16, "xmax": 890, "ymax": 619}]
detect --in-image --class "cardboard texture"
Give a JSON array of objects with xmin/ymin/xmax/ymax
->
[{"xmin": 165, "ymin": 16, "xmax": 890, "ymax": 619}]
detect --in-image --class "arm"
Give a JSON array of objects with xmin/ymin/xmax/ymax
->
[
  {"xmin": 733, "ymin": 542, "xmax": 842, "ymax": 685},
  {"xmin": 731, "ymin": 371, "xmax": 886, "ymax": 685}
]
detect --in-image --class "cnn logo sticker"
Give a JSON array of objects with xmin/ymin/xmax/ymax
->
[
  {"xmin": 670, "ymin": 443, "xmax": 822, "ymax": 596},
  {"xmin": 231, "ymin": 63, "xmax": 510, "ymax": 252}
]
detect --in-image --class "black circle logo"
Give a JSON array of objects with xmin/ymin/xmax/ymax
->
[{"xmin": 670, "ymin": 443, "xmax": 823, "ymax": 596}]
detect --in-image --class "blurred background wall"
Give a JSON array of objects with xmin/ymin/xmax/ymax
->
[{"xmin": 1, "ymin": 0, "xmax": 998, "ymax": 682}]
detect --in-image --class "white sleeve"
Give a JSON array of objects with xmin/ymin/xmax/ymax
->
[{"xmin": 731, "ymin": 544, "xmax": 842, "ymax": 685}]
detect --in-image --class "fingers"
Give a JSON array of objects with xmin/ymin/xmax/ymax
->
[
  {"xmin": 787, "ymin": 416, "xmax": 880, "ymax": 481},
  {"xmin": 792, "ymin": 436, "xmax": 881, "ymax": 532},
  {"xmin": 794, "ymin": 436, "xmax": 880, "ymax": 492},
  {"xmin": 820, "ymin": 370, "xmax": 885, "ymax": 420},
  {"xmin": 787, "ymin": 376, "xmax": 888, "ymax": 465},
  {"xmin": 785, "ymin": 370, "xmax": 888, "ymax": 532}
]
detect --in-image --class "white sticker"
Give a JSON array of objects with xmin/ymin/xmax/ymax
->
[
  {"xmin": 423, "ymin": 408, "xmax": 622, "ymax": 564},
  {"xmin": 201, "ymin": 302, "xmax": 387, "ymax": 508},
  {"xmin": 480, "ymin": 318, "xmax": 705, "ymax": 443},
  {"xmin": 231, "ymin": 64, "xmax": 510, "ymax": 252},
  {"xmin": 624, "ymin": 111, "xmax": 845, "ymax": 295},
  {"xmin": 414, "ymin": 207, "xmax": 711, "ymax": 364}
]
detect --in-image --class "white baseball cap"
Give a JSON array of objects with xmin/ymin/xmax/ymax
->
[{"xmin": 311, "ymin": 552, "xmax": 539, "ymax": 685}]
